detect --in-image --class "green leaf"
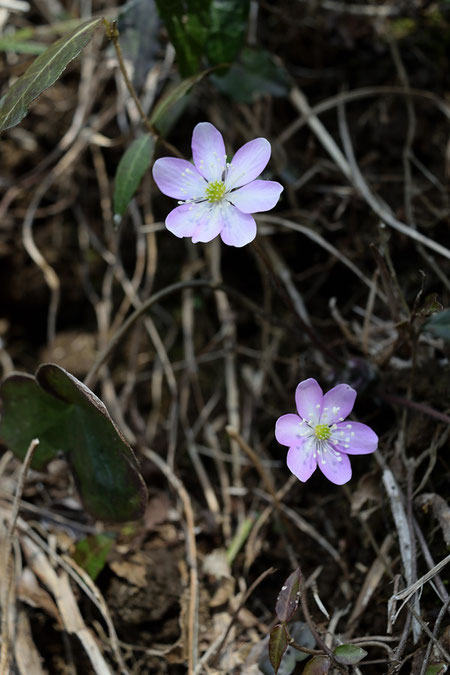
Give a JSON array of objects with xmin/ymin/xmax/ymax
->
[
  {"xmin": 0, "ymin": 36, "xmax": 47, "ymax": 55},
  {"xmin": 73, "ymin": 534, "xmax": 114, "ymax": 580},
  {"xmin": 417, "ymin": 293, "xmax": 443, "ymax": 317},
  {"xmin": 206, "ymin": 0, "xmax": 250, "ymax": 65},
  {"xmin": 275, "ymin": 568, "xmax": 301, "ymax": 623},
  {"xmin": 113, "ymin": 134, "xmax": 154, "ymax": 219},
  {"xmin": 425, "ymin": 663, "xmax": 448, "ymax": 675},
  {"xmin": 302, "ymin": 655, "xmax": 331, "ymax": 675},
  {"xmin": 155, "ymin": 0, "xmax": 210, "ymax": 76},
  {"xmin": 0, "ymin": 18, "xmax": 102, "ymax": 132},
  {"xmin": 0, "ymin": 364, "xmax": 147, "ymax": 522},
  {"xmin": 210, "ymin": 47, "xmax": 289, "ymax": 103},
  {"xmin": 269, "ymin": 624, "xmax": 289, "ymax": 675},
  {"xmin": 333, "ymin": 644, "xmax": 368, "ymax": 665},
  {"xmin": 149, "ymin": 69, "xmax": 210, "ymax": 131},
  {"xmin": 424, "ymin": 308, "xmax": 450, "ymax": 341}
]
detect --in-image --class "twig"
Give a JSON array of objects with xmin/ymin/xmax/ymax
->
[
  {"xmin": 142, "ymin": 448, "xmax": 199, "ymax": 675},
  {"xmin": 259, "ymin": 214, "xmax": 386, "ymax": 302},
  {"xmin": 204, "ymin": 567, "xmax": 276, "ymax": 670},
  {"xmin": 419, "ymin": 596, "xmax": 450, "ymax": 675},
  {"xmin": 0, "ymin": 439, "xmax": 39, "ymax": 675},
  {"xmin": 375, "ymin": 451, "xmax": 421, "ymax": 642},
  {"xmin": 251, "ymin": 239, "xmax": 342, "ymax": 364},
  {"xmin": 84, "ymin": 277, "xmax": 300, "ymax": 392},
  {"xmin": 104, "ymin": 19, "xmax": 183, "ymax": 158},
  {"xmin": 289, "ymin": 85, "xmax": 450, "ymax": 261},
  {"xmin": 381, "ymin": 392, "xmax": 450, "ymax": 426}
]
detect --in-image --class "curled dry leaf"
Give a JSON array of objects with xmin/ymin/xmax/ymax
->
[{"xmin": 416, "ymin": 493, "xmax": 450, "ymax": 547}]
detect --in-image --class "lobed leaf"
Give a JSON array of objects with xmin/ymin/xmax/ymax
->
[
  {"xmin": 423, "ymin": 308, "xmax": 450, "ymax": 341},
  {"xmin": 154, "ymin": 0, "xmax": 210, "ymax": 76},
  {"xmin": 206, "ymin": 0, "xmax": 250, "ymax": 65},
  {"xmin": 113, "ymin": 134, "xmax": 154, "ymax": 220},
  {"xmin": 211, "ymin": 47, "xmax": 290, "ymax": 103},
  {"xmin": 0, "ymin": 364, "xmax": 148, "ymax": 522},
  {"xmin": 0, "ymin": 18, "xmax": 102, "ymax": 132},
  {"xmin": 275, "ymin": 568, "xmax": 301, "ymax": 623},
  {"xmin": 269, "ymin": 624, "xmax": 289, "ymax": 675}
]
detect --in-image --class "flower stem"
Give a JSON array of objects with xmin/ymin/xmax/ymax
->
[{"xmin": 104, "ymin": 19, "xmax": 184, "ymax": 159}]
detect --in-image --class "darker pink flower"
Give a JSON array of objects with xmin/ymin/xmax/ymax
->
[{"xmin": 275, "ymin": 378, "xmax": 378, "ymax": 485}]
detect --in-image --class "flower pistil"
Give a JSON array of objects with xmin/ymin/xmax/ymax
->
[
  {"xmin": 206, "ymin": 180, "xmax": 226, "ymax": 202},
  {"xmin": 314, "ymin": 423, "xmax": 331, "ymax": 441}
]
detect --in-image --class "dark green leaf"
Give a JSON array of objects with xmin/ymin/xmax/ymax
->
[
  {"xmin": 210, "ymin": 47, "xmax": 289, "ymax": 103},
  {"xmin": 258, "ymin": 647, "xmax": 297, "ymax": 675},
  {"xmin": 155, "ymin": 0, "xmax": 210, "ymax": 76},
  {"xmin": 334, "ymin": 644, "xmax": 368, "ymax": 665},
  {"xmin": 0, "ymin": 364, "xmax": 148, "ymax": 522},
  {"xmin": 113, "ymin": 134, "xmax": 154, "ymax": 219},
  {"xmin": 206, "ymin": 0, "xmax": 250, "ymax": 65},
  {"xmin": 0, "ymin": 18, "xmax": 102, "ymax": 132},
  {"xmin": 73, "ymin": 534, "xmax": 114, "ymax": 580},
  {"xmin": 0, "ymin": 373, "xmax": 68, "ymax": 469},
  {"xmin": 269, "ymin": 624, "xmax": 288, "ymax": 675},
  {"xmin": 424, "ymin": 308, "xmax": 450, "ymax": 342},
  {"xmin": 276, "ymin": 568, "xmax": 301, "ymax": 622},
  {"xmin": 302, "ymin": 655, "xmax": 331, "ymax": 675}
]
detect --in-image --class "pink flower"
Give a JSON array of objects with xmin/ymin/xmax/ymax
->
[
  {"xmin": 152, "ymin": 122, "xmax": 283, "ymax": 247},
  {"xmin": 275, "ymin": 378, "xmax": 378, "ymax": 485}
]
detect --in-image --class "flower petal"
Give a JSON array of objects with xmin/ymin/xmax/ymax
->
[
  {"xmin": 226, "ymin": 138, "xmax": 271, "ymax": 189},
  {"xmin": 191, "ymin": 204, "xmax": 223, "ymax": 243},
  {"xmin": 295, "ymin": 378, "xmax": 323, "ymax": 425},
  {"xmin": 153, "ymin": 158, "xmax": 206, "ymax": 200},
  {"xmin": 165, "ymin": 203, "xmax": 204, "ymax": 238},
  {"xmin": 286, "ymin": 438, "xmax": 317, "ymax": 482},
  {"xmin": 318, "ymin": 446, "xmax": 352, "ymax": 485},
  {"xmin": 275, "ymin": 413, "xmax": 304, "ymax": 447},
  {"xmin": 192, "ymin": 122, "xmax": 226, "ymax": 182},
  {"xmin": 320, "ymin": 384, "xmax": 356, "ymax": 425},
  {"xmin": 219, "ymin": 204, "xmax": 256, "ymax": 247},
  {"xmin": 227, "ymin": 180, "xmax": 283, "ymax": 214},
  {"xmin": 332, "ymin": 422, "xmax": 378, "ymax": 455}
]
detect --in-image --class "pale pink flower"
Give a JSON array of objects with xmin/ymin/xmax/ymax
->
[{"xmin": 152, "ymin": 122, "xmax": 283, "ymax": 247}]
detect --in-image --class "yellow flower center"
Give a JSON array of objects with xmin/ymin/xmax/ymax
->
[
  {"xmin": 314, "ymin": 424, "xmax": 331, "ymax": 441},
  {"xmin": 205, "ymin": 180, "xmax": 226, "ymax": 203}
]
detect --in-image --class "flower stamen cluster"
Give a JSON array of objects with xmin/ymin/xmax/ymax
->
[{"xmin": 205, "ymin": 180, "xmax": 226, "ymax": 203}]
